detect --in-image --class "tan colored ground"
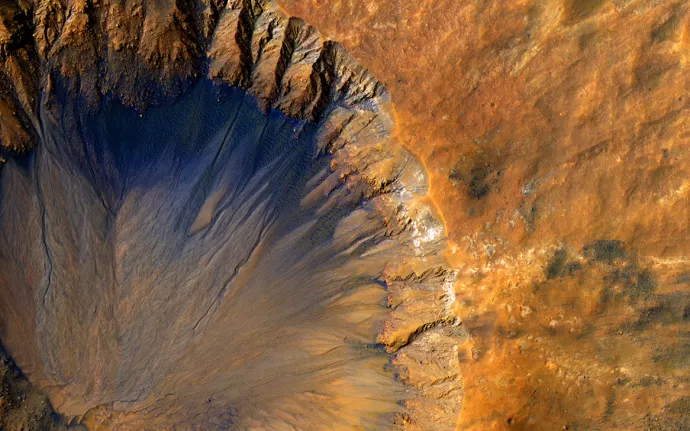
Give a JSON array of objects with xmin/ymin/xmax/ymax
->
[
  {"xmin": 0, "ymin": 1, "xmax": 450, "ymax": 428},
  {"xmin": 0, "ymin": 0, "xmax": 687, "ymax": 428},
  {"xmin": 277, "ymin": 0, "xmax": 690, "ymax": 429}
]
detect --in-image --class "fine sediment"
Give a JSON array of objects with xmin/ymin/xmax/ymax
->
[
  {"xmin": 275, "ymin": 0, "xmax": 690, "ymax": 429},
  {"xmin": 0, "ymin": 0, "xmax": 455, "ymax": 429}
]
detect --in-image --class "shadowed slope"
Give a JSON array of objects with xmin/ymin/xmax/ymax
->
[
  {"xmin": 1, "ymin": 78, "xmax": 401, "ymax": 429},
  {"xmin": 0, "ymin": 0, "xmax": 451, "ymax": 429}
]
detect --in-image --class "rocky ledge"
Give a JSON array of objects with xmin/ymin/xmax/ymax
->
[{"xmin": 0, "ymin": 0, "xmax": 458, "ymax": 429}]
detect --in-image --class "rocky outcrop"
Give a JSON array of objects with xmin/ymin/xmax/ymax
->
[
  {"xmin": 271, "ymin": 0, "xmax": 690, "ymax": 429},
  {"xmin": 0, "ymin": 0, "xmax": 390, "ymax": 150},
  {"xmin": 0, "ymin": 345, "xmax": 83, "ymax": 430},
  {"xmin": 0, "ymin": 0, "xmax": 455, "ymax": 429}
]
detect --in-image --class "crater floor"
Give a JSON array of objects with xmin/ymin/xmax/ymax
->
[{"xmin": 0, "ymin": 0, "xmax": 449, "ymax": 429}]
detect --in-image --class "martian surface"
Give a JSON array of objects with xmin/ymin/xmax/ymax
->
[{"xmin": 0, "ymin": 0, "xmax": 688, "ymax": 430}]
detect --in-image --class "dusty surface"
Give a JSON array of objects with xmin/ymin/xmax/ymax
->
[
  {"xmin": 0, "ymin": 0, "xmax": 688, "ymax": 429},
  {"xmin": 277, "ymin": 0, "xmax": 690, "ymax": 430},
  {"xmin": 0, "ymin": 0, "xmax": 450, "ymax": 429}
]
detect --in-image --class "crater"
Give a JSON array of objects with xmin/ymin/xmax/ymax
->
[{"xmin": 0, "ymin": 0, "xmax": 450, "ymax": 429}]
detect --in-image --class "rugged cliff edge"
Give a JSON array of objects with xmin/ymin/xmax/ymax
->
[
  {"xmin": 268, "ymin": 0, "xmax": 690, "ymax": 429},
  {"xmin": 0, "ymin": 0, "xmax": 457, "ymax": 429},
  {"xmin": 0, "ymin": 0, "xmax": 392, "ymax": 151}
]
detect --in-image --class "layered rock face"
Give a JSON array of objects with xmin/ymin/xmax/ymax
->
[
  {"xmin": 0, "ymin": 0, "xmax": 452, "ymax": 429},
  {"xmin": 4, "ymin": 0, "xmax": 689, "ymax": 430},
  {"xmin": 277, "ymin": 0, "xmax": 690, "ymax": 430}
]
